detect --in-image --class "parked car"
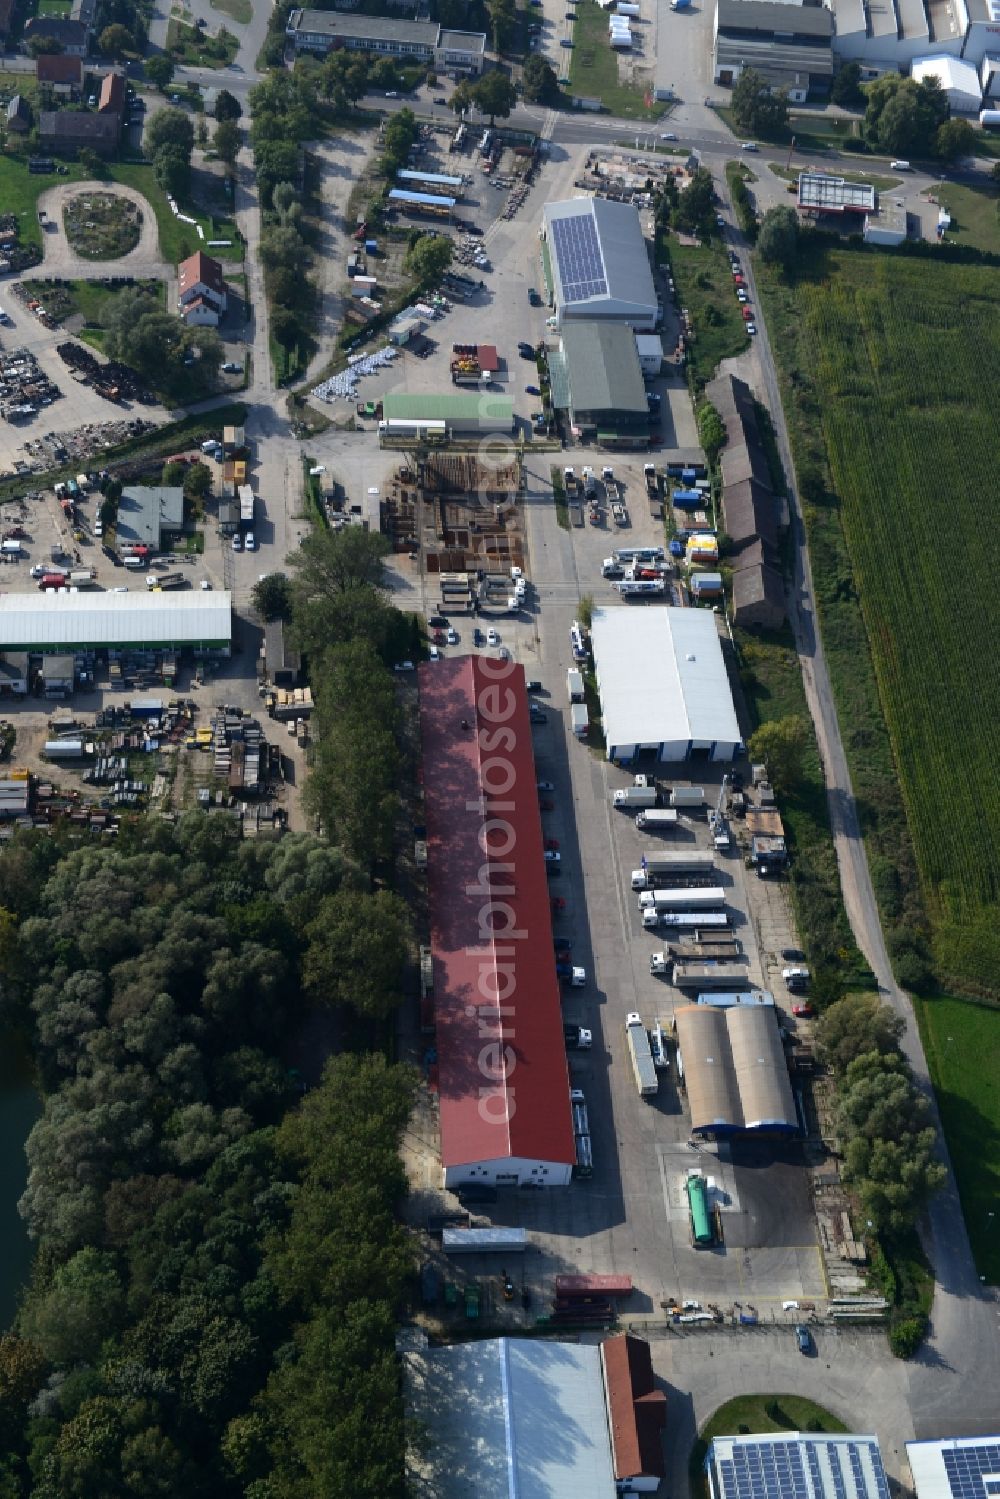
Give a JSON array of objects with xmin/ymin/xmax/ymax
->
[
  {"xmin": 518, "ymin": 342, "xmax": 535, "ymax": 359},
  {"xmin": 537, "ymin": 780, "xmax": 555, "ymax": 792},
  {"xmin": 746, "ymin": 322, "xmax": 757, "ymax": 335},
  {"xmin": 244, "ymin": 531, "xmax": 256, "ymax": 551},
  {"xmin": 795, "ymin": 1324, "xmax": 812, "ymax": 1354},
  {"xmin": 231, "ymin": 534, "xmax": 242, "ymax": 551},
  {"xmin": 433, "ymin": 96, "xmax": 448, "ymax": 104},
  {"xmin": 525, "ymin": 678, "xmax": 542, "ymax": 692},
  {"xmin": 660, "ymin": 131, "xmax": 678, "ymax": 140},
  {"xmin": 559, "ymin": 36, "xmax": 573, "ymax": 45},
  {"xmin": 530, "ymin": 706, "xmax": 547, "ymax": 723},
  {"xmin": 544, "ymin": 850, "xmax": 561, "ymax": 863},
  {"xmin": 782, "ymin": 947, "xmax": 806, "ymax": 961},
  {"xmin": 393, "ymin": 660, "xmax": 414, "ymax": 672},
  {"xmin": 429, "ymin": 614, "xmax": 447, "ymax": 628},
  {"xmin": 433, "ymin": 629, "xmax": 446, "ymax": 644},
  {"xmin": 538, "ymin": 797, "xmax": 554, "ymax": 811},
  {"xmin": 429, "ymin": 645, "xmax": 440, "ymax": 661},
  {"xmin": 792, "ymin": 1003, "xmax": 816, "ymax": 1019},
  {"xmin": 525, "ymin": 384, "xmax": 540, "ymax": 395},
  {"xmin": 221, "ymin": 360, "xmax": 242, "ymax": 373},
  {"xmin": 554, "ymin": 935, "xmax": 572, "ymax": 951},
  {"xmin": 741, "ymin": 141, "xmax": 759, "ymax": 152},
  {"xmin": 473, "ymin": 627, "xmax": 485, "ymax": 647},
  {"xmin": 496, "ymin": 646, "xmax": 510, "ymax": 661},
  {"xmin": 446, "ymin": 627, "xmax": 459, "ymax": 644},
  {"xmin": 487, "ymin": 628, "xmax": 500, "ymax": 646},
  {"xmin": 544, "ymin": 838, "xmax": 560, "ymax": 851}
]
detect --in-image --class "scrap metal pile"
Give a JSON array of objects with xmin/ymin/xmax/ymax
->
[
  {"xmin": 56, "ymin": 341, "xmax": 155, "ymax": 405},
  {"xmin": 0, "ymin": 347, "xmax": 61, "ymax": 423},
  {"xmin": 20, "ymin": 416, "xmax": 157, "ymax": 470}
]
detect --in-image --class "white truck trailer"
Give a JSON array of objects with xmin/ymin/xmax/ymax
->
[
  {"xmin": 625, "ymin": 1013, "xmax": 659, "ymax": 1097},
  {"xmin": 670, "ymin": 786, "xmax": 706, "ymax": 808},
  {"xmin": 638, "ymin": 886, "xmax": 726, "ymax": 913},
  {"xmin": 571, "ymin": 703, "xmax": 589, "ymax": 739},
  {"xmin": 566, "ymin": 667, "xmax": 584, "ymax": 703},
  {"xmin": 613, "ymin": 786, "xmax": 657, "ymax": 809},
  {"xmin": 635, "ymin": 808, "xmax": 678, "ymax": 832}
]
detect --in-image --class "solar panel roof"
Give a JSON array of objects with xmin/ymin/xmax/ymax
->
[
  {"xmin": 908, "ymin": 1439, "xmax": 1000, "ymax": 1499},
  {"xmin": 550, "ymin": 213, "xmax": 608, "ymax": 303},
  {"xmin": 711, "ymin": 1436, "xmax": 890, "ymax": 1499}
]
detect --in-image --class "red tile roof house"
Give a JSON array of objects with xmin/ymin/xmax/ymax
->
[
  {"xmin": 98, "ymin": 71, "xmax": 126, "ymax": 116},
  {"xmin": 601, "ymin": 1334, "xmax": 667, "ymax": 1492},
  {"xmin": 177, "ymin": 251, "xmax": 228, "ymax": 328}
]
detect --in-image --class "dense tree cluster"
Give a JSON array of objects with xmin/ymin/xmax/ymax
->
[
  {"xmin": 757, "ymin": 205, "xmax": 800, "ymax": 273},
  {"xmin": 671, "ymin": 166, "xmax": 717, "ymax": 237},
  {"xmin": 451, "ymin": 70, "xmax": 518, "ymax": 125},
  {"xmin": 863, "ymin": 73, "xmax": 948, "ymax": 158},
  {"xmin": 248, "ymin": 68, "xmax": 323, "ymax": 374},
  {"xmin": 0, "ymin": 817, "xmax": 415, "ymax": 1496},
  {"xmin": 102, "ymin": 286, "xmax": 222, "ymax": 398},
  {"xmin": 816, "ymin": 994, "xmax": 946, "ymax": 1234}
]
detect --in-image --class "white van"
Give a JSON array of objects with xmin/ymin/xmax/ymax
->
[
  {"xmin": 124, "ymin": 555, "xmax": 146, "ymax": 570},
  {"xmin": 890, "ymin": 159, "xmax": 911, "ymax": 171}
]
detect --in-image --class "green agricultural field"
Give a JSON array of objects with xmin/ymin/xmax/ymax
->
[
  {"xmin": 759, "ymin": 245, "xmax": 1000, "ymax": 996},
  {"xmin": 915, "ymin": 995, "xmax": 1000, "ymax": 1285}
]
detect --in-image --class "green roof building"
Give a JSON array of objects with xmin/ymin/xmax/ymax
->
[
  {"xmin": 548, "ymin": 322, "xmax": 650, "ymax": 445},
  {"xmin": 382, "ymin": 392, "xmax": 514, "ymax": 434}
]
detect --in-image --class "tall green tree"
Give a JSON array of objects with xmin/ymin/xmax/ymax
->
[
  {"xmin": 473, "ymin": 68, "xmax": 517, "ymax": 124},
  {"xmin": 746, "ymin": 714, "xmax": 808, "ymax": 793},
  {"xmin": 214, "ymin": 86, "xmax": 242, "ymax": 121},
  {"xmin": 404, "ymin": 233, "xmax": 453, "ymax": 288},
  {"xmin": 303, "ymin": 889, "xmax": 410, "ymax": 1019},
  {"xmin": 731, "ymin": 67, "xmax": 788, "ymax": 137},
  {"xmin": 757, "ymin": 204, "xmax": 799, "ymax": 272},
  {"xmin": 145, "ymin": 53, "xmax": 174, "ymax": 90}
]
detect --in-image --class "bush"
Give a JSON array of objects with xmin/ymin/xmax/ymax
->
[{"xmin": 888, "ymin": 1316, "xmax": 927, "ymax": 1359}]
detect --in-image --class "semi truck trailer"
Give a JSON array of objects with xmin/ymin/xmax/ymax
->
[{"xmin": 625, "ymin": 1013, "xmax": 659, "ymax": 1097}]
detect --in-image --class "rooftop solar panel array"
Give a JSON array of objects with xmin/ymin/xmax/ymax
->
[
  {"xmin": 714, "ymin": 1438, "xmax": 890, "ymax": 1499},
  {"xmin": 551, "ymin": 213, "xmax": 608, "ymax": 303},
  {"xmin": 942, "ymin": 1443, "xmax": 1000, "ymax": 1499}
]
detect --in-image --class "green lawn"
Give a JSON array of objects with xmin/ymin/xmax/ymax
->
[
  {"xmin": 915, "ymin": 995, "xmax": 1000, "ymax": 1284},
  {"xmin": 37, "ymin": 0, "xmax": 71, "ymax": 13},
  {"xmin": 690, "ymin": 1395, "xmax": 848, "ymax": 1498},
  {"xmin": 930, "ymin": 179, "xmax": 1000, "ymax": 255},
  {"xmin": 759, "ymin": 245, "xmax": 1000, "ymax": 997},
  {"xmin": 22, "ymin": 276, "xmax": 164, "ymax": 330},
  {"xmin": 567, "ymin": 0, "xmax": 662, "ymax": 119},
  {"xmin": 112, "ymin": 161, "xmax": 244, "ymax": 263},
  {"xmin": 0, "ymin": 155, "xmax": 243, "ymax": 263},
  {"xmin": 211, "ymin": 0, "xmax": 252, "ymax": 21},
  {"xmin": 659, "ymin": 234, "xmax": 748, "ymax": 387}
]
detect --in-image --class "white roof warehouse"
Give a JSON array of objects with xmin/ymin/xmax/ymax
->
[
  {"xmin": 0, "ymin": 592, "xmax": 233, "ymax": 655},
  {"xmin": 590, "ymin": 606, "xmax": 742, "ymax": 763}
]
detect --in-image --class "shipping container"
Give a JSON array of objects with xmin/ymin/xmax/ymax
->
[
  {"xmin": 442, "ymin": 1227, "xmax": 528, "ymax": 1254},
  {"xmin": 554, "ymin": 1274, "xmax": 633, "ymax": 1298}
]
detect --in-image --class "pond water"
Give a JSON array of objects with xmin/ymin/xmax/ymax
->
[{"xmin": 0, "ymin": 1036, "xmax": 40, "ymax": 1329}]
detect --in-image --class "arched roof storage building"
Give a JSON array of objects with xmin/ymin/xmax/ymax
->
[{"xmin": 674, "ymin": 1003, "xmax": 798, "ymax": 1135}]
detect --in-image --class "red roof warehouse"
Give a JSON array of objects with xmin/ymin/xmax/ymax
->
[{"xmin": 418, "ymin": 655, "xmax": 576, "ymax": 1188}]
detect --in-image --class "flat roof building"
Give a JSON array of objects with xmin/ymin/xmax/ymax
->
[
  {"xmin": 590, "ymin": 606, "xmax": 742, "ymax": 763},
  {"xmin": 285, "ymin": 9, "xmax": 486, "ymax": 70},
  {"xmin": 708, "ymin": 1435, "xmax": 891, "ymax": 1499},
  {"xmin": 116, "ymin": 485, "xmax": 184, "ymax": 552},
  {"xmin": 382, "ymin": 391, "xmax": 513, "ymax": 434},
  {"xmin": 541, "ymin": 197, "xmax": 657, "ymax": 331},
  {"xmin": 418, "ymin": 656, "xmax": 576, "ymax": 1188},
  {"xmin": 0, "ymin": 593, "xmax": 232, "ymax": 656},
  {"xmin": 675, "ymin": 1003, "xmax": 798, "ymax": 1134},
  {"xmin": 404, "ymin": 1337, "xmax": 618, "ymax": 1499},
  {"xmin": 907, "ymin": 1437, "xmax": 1000, "ymax": 1499},
  {"xmin": 548, "ymin": 321, "xmax": 650, "ymax": 445}
]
